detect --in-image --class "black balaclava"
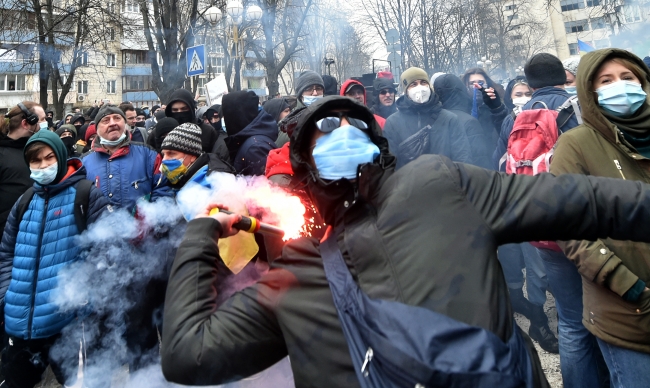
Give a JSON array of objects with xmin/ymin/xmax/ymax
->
[
  {"xmin": 206, "ymin": 104, "xmax": 222, "ymax": 131},
  {"xmin": 165, "ymin": 89, "xmax": 197, "ymax": 125},
  {"xmin": 222, "ymin": 91, "xmax": 260, "ymax": 136}
]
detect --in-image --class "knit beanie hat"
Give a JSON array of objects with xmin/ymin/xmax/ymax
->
[
  {"xmin": 562, "ymin": 57, "xmax": 580, "ymax": 77},
  {"xmin": 161, "ymin": 123, "xmax": 203, "ymax": 157},
  {"xmin": 295, "ymin": 70, "xmax": 325, "ymax": 98},
  {"xmin": 265, "ymin": 142, "xmax": 293, "ymax": 178},
  {"xmin": 222, "ymin": 90, "xmax": 260, "ymax": 136},
  {"xmin": 95, "ymin": 105, "xmax": 127, "ymax": 123},
  {"xmin": 525, "ymin": 53, "xmax": 566, "ymax": 88},
  {"xmin": 56, "ymin": 124, "xmax": 77, "ymax": 138},
  {"xmin": 400, "ymin": 67, "xmax": 430, "ymax": 89},
  {"xmin": 84, "ymin": 123, "xmax": 97, "ymax": 143},
  {"xmin": 24, "ymin": 129, "xmax": 68, "ymax": 184},
  {"xmin": 153, "ymin": 117, "xmax": 180, "ymax": 150},
  {"xmin": 373, "ymin": 77, "xmax": 396, "ymax": 95}
]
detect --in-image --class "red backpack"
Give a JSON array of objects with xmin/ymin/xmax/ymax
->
[{"xmin": 501, "ymin": 98, "xmax": 581, "ymax": 250}]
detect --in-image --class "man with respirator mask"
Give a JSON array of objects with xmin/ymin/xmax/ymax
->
[
  {"xmin": 82, "ymin": 105, "xmax": 171, "ymax": 212},
  {"xmin": 383, "ymin": 67, "xmax": 472, "ymax": 169},
  {"xmin": 162, "ymin": 95, "xmax": 650, "ymax": 388}
]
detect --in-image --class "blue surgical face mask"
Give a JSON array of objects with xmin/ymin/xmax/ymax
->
[
  {"xmin": 99, "ymin": 131, "xmax": 127, "ymax": 147},
  {"xmin": 312, "ymin": 125, "xmax": 380, "ymax": 180},
  {"xmin": 30, "ymin": 162, "xmax": 58, "ymax": 185},
  {"xmin": 38, "ymin": 121, "xmax": 48, "ymax": 131},
  {"xmin": 596, "ymin": 80, "xmax": 647, "ymax": 117},
  {"xmin": 303, "ymin": 95, "xmax": 323, "ymax": 106},
  {"xmin": 564, "ymin": 86, "xmax": 577, "ymax": 95}
]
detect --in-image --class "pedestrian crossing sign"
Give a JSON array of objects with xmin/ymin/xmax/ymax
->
[{"xmin": 187, "ymin": 45, "xmax": 205, "ymax": 76}]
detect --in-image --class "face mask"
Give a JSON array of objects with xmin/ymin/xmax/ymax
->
[
  {"xmin": 596, "ymin": 80, "xmax": 647, "ymax": 117},
  {"xmin": 407, "ymin": 85, "xmax": 431, "ymax": 104},
  {"xmin": 30, "ymin": 162, "xmax": 58, "ymax": 185},
  {"xmin": 134, "ymin": 121, "xmax": 145, "ymax": 128},
  {"xmin": 302, "ymin": 95, "xmax": 323, "ymax": 106},
  {"xmin": 170, "ymin": 111, "xmax": 194, "ymax": 125},
  {"xmin": 61, "ymin": 136, "xmax": 76, "ymax": 152},
  {"xmin": 160, "ymin": 157, "xmax": 188, "ymax": 184},
  {"xmin": 99, "ymin": 131, "xmax": 127, "ymax": 147},
  {"xmin": 512, "ymin": 97, "xmax": 531, "ymax": 107},
  {"xmin": 312, "ymin": 125, "xmax": 380, "ymax": 180},
  {"xmin": 564, "ymin": 86, "xmax": 577, "ymax": 95}
]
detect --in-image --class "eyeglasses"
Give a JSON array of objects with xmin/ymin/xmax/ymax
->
[
  {"xmin": 316, "ymin": 113, "xmax": 368, "ymax": 133},
  {"xmin": 303, "ymin": 85, "xmax": 324, "ymax": 94},
  {"xmin": 379, "ymin": 89, "xmax": 395, "ymax": 95}
]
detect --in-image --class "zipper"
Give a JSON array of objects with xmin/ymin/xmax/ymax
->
[
  {"xmin": 28, "ymin": 194, "xmax": 48, "ymax": 338},
  {"xmin": 613, "ymin": 159, "xmax": 626, "ymax": 180}
]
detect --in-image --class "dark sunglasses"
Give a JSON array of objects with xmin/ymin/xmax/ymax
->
[
  {"xmin": 316, "ymin": 113, "xmax": 369, "ymax": 133},
  {"xmin": 379, "ymin": 89, "xmax": 395, "ymax": 95}
]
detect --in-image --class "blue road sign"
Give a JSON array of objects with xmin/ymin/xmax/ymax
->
[{"xmin": 187, "ymin": 45, "xmax": 205, "ymax": 77}]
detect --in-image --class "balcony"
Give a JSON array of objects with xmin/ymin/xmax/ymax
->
[
  {"xmin": 242, "ymin": 69, "xmax": 266, "ymax": 78},
  {"xmin": 247, "ymin": 88, "xmax": 268, "ymax": 96},
  {"xmin": 122, "ymin": 65, "xmax": 152, "ymax": 76}
]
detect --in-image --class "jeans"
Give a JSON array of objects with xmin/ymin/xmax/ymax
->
[
  {"xmin": 497, "ymin": 243, "xmax": 548, "ymax": 306},
  {"xmin": 537, "ymin": 248, "xmax": 609, "ymax": 388},
  {"xmin": 597, "ymin": 338, "xmax": 650, "ymax": 388}
]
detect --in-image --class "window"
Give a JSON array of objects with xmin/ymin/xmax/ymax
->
[
  {"xmin": 76, "ymin": 51, "xmax": 88, "ymax": 66},
  {"xmin": 560, "ymin": 0, "xmax": 584, "ymax": 11},
  {"xmin": 209, "ymin": 56, "xmax": 224, "ymax": 73},
  {"xmin": 565, "ymin": 20, "xmax": 590, "ymax": 33},
  {"xmin": 107, "ymin": 80, "xmax": 116, "ymax": 94},
  {"xmin": 124, "ymin": 0, "xmax": 138, "ymax": 13},
  {"xmin": 507, "ymin": 14, "xmax": 519, "ymax": 21},
  {"xmin": 247, "ymin": 78, "xmax": 262, "ymax": 89},
  {"xmin": 107, "ymin": 53, "xmax": 116, "ymax": 67},
  {"xmin": 504, "ymin": 4, "xmax": 517, "ymax": 10},
  {"xmin": 586, "ymin": 0, "xmax": 600, "ymax": 6},
  {"xmin": 123, "ymin": 51, "xmax": 148, "ymax": 64},
  {"xmin": 594, "ymin": 39, "xmax": 610, "ymax": 49},
  {"xmin": 623, "ymin": 6, "xmax": 641, "ymax": 23},
  {"xmin": 511, "ymin": 34, "xmax": 523, "ymax": 40},
  {"xmin": 108, "ymin": 28, "xmax": 115, "ymax": 41},
  {"xmin": 47, "ymin": 76, "xmax": 67, "ymax": 91},
  {"xmin": 123, "ymin": 75, "xmax": 152, "ymax": 91},
  {"xmin": 0, "ymin": 75, "xmax": 26, "ymax": 91},
  {"xmin": 77, "ymin": 80, "xmax": 88, "ymax": 94},
  {"xmin": 107, "ymin": 2, "xmax": 115, "ymax": 12},
  {"xmin": 568, "ymin": 43, "xmax": 579, "ymax": 55},
  {"xmin": 591, "ymin": 17, "xmax": 607, "ymax": 29}
]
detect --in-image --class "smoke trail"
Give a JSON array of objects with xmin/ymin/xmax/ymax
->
[{"xmin": 49, "ymin": 175, "xmax": 301, "ymax": 386}]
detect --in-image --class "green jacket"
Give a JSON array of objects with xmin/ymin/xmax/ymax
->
[
  {"xmin": 550, "ymin": 48, "xmax": 650, "ymax": 353},
  {"xmin": 162, "ymin": 149, "xmax": 650, "ymax": 387}
]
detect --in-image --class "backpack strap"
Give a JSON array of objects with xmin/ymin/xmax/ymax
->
[
  {"xmin": 530, "ymin": 101, "xmax": 548, "ymax": 110},
  {"xmin": 556, "ymin": 95, "xmax": 582, "ymax": 130},
  {"xmin": 74, "ymin": 180, "xmax": 93, "ymax": 233},
  {"xmin": 15, "ymin": 187, "xmax": 35, "ymax": 225}
]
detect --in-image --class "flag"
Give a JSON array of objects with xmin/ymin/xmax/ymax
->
[{"xmin": 578, "ymin": 40, "xmax": 595, "ymax": 56}]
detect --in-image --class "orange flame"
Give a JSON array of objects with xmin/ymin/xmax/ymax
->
[{"xmin": 243, "ymin": 182, "xmax": 306, "ymax": 241}]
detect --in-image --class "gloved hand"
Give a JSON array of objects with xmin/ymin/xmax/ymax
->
[{"xmin": 481, "ymin": 86, "xmax": 502, "ymax": 110}]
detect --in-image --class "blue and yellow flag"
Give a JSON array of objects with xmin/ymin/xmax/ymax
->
[{"xmin": 578, "ymin": 40, "xmax": 595, "ymax": 56}]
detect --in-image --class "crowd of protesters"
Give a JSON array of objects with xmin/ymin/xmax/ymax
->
[{"xmin": 0, "ymin": 48, "xmax": 649, "ymax": 388}]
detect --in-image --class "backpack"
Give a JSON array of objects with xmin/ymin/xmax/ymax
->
[
  {"xmin": 15, "ymin": 180, "xmax": 94, "ymax": 233},
  {"xmin": 501, "ymin": 96, "xmax": 581, "ymax": 175},
  {"xmin": 319, "ymin": 232, "xmax": 534, "ymax": 388}
]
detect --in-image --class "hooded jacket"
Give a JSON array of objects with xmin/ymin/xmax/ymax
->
[
  {"xmin": 339, "ymin": 79, "xmax": 386, "ymax": 129},
  {"xmin": 225, "ymin": 110, "xmax": 278, "ymax": 176},
  {"xmin": 382, "ymin": 92, "xmax": 472, "ymax": 169},
  {"xmin": 434, "ymin": 74, "xmax": 497, "ymax": 169},
  {"xmin": 370, "ymin": 77, "xmax": 398, "ymax": 119},
  {"xmin": 165, "ymin": 89, "xmax": 229, "ymax": 161},
  {"xmin": 550, "ymin": 48, "xmax": 650, "ymax": 353},
  {"xmin": 161, "ymin": 97, "xmax": 650, "ymax": 388},
  {"xmin": 0, "ymin": 132, "xmax": 109, "ymax": 339},
  {"xmin": 0, "ymin": 134, "xmax": 32, "ymax": 233}
]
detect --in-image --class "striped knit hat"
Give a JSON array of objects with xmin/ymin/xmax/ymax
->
[{"xmin": 161, "ymin": 123, "xmax": 203, "ymax": 157}]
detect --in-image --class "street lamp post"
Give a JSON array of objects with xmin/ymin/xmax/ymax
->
[
  {"xmin": 516, "ymin": 66, "xmax": 524, "ymax": 76},
  {"xmin": 324, "ymin": 58, "xmax": 335, "ymax": 76},
  {"xmin": 205, "ymin": 1, "xmax": 262, "ymax": 91},
  {"xmin": 477, "ymin": 56, "xmax": 492, "ymax": 73}
]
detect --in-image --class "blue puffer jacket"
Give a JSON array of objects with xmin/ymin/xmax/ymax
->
[
  {"xmin": 82, "ymin": 138, "xmax": 172, "ymax": 211},
  {"xmin": 0, "ymin": 160, "xmax": 109, "ymax": 339},
  {"xmin": 493, "ymin": 87, "xmax": 579, "ymax": 171}
]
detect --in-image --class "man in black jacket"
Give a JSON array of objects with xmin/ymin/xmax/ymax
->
[{"xmin": 161, "ymin": 96, "xmax": 650, "ymax": 388}]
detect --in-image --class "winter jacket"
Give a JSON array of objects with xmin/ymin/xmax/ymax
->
[
  {"xmin": 226, "ymin": 110, "xmax": 278, "ymax": 176},
  {"xmin": 434, "ymin": 74, "xmax": 497, "ymax": 169},
  {"xmin": 493, "ymin": 86, "xmax": 579, "ymax": 171},
  {"xmin": 382, "ymin": 93, "xmax": 472, "ymax": 169},
  {"xmin": 370, "ymin": 99, "xmax": 398, "ymax": 120},
  {"xmin": 550, "ymin": 49, "xmax": 650, "ymax": 354},
  {"xmin": 0, "ymin": 134, "xmax": 32, "ymax": 233},
  {"xmin": 165, "ymin": 89, "xmax": 229, "ymax": 161},
  {"xmin": 0, "ymin": 159, "xmax": 109, "ymax": 339},
  {"xmin": 339, "ymin": 79, "xmax": 386, "ymax": 129},
  {"xmin": 82, "ymin": 136, "xmax": 172, "ymax": 211}
]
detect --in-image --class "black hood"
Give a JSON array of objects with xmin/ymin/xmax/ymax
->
[
  {"xmin": 165, "ymin": 89, "xmax": 197, "ymax": 123},
  {"xmin": 433, "ymin": 74, "xmax": 472, "ymax": 113},
  {"xmin": 504, "ymin": 76, "xmax": 528, "ymax": 111},
  {"xmin": 0, "ymin": 132, "xmax": 29, "ymax": 149},
  {"xmin": 263, "ymin": 98, "xmax": 290, "ymax": 122},
  {"xmin": 289, "ymin": 96, "xmax": 395, "ymax": 226}
]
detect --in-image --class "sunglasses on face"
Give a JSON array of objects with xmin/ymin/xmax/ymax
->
[
  {"xmin": 316, "ymin": 113, "xmax": 369, "ymax": 133},
  {"xmin": 379, "ymin": 89, "xmax": 395, "ymax": 95}
]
